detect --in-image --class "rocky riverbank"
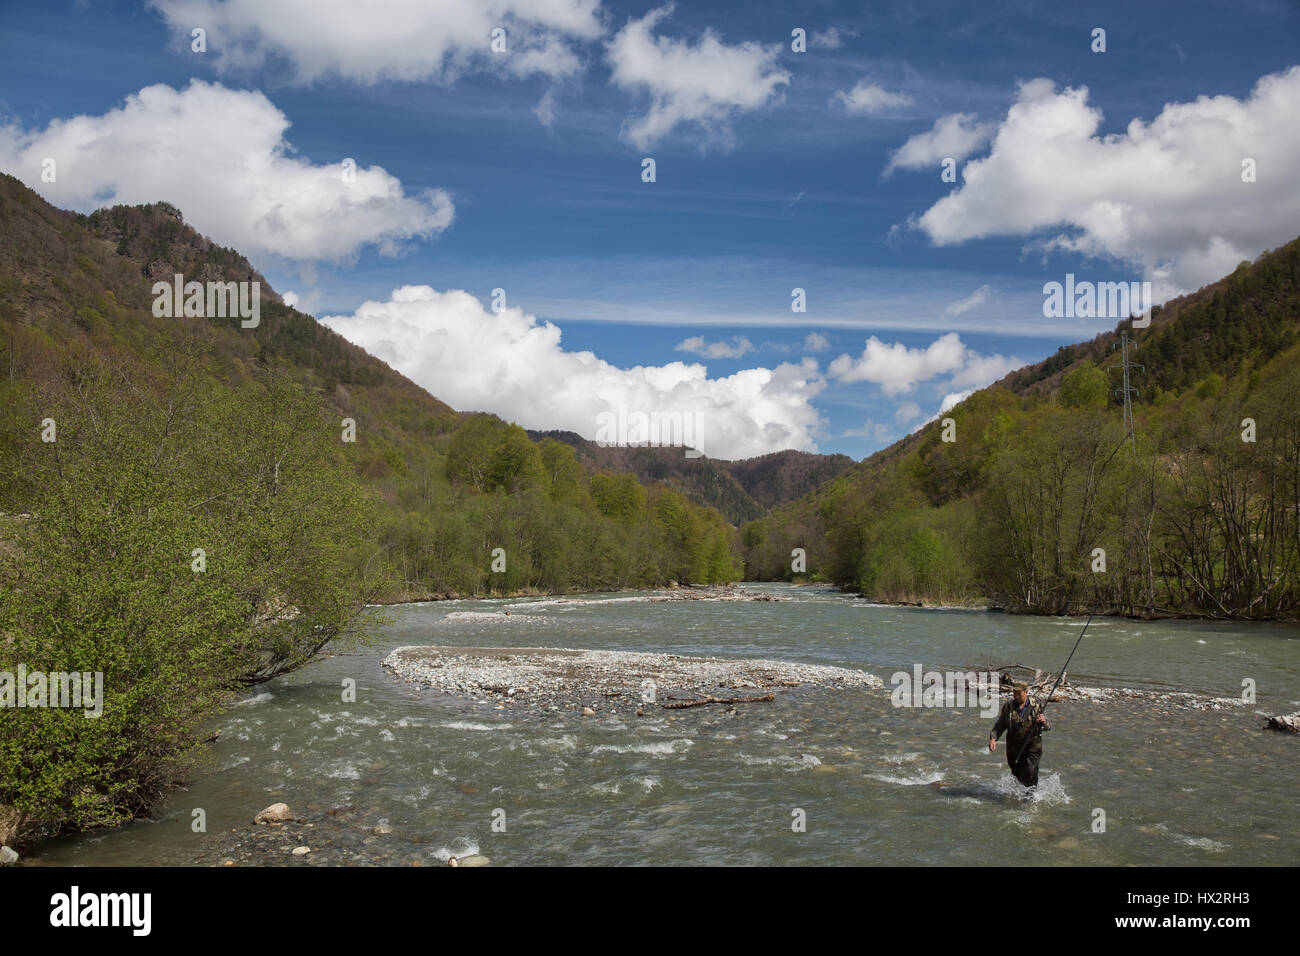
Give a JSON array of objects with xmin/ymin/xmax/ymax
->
[
  {"xmin": 974, "ymin": 663, "xmax": 1246, "ymax": 712},
  {"xmin": 383, "ymin": 645, "xmax": 881, "ymax": 716},
  {"xmin": 374, "ymin": 583, "xmax": 787, "ymax": 606},
  {"xmin": 192, "ymin": 803, "xmax": 490, "ymax": 867}
]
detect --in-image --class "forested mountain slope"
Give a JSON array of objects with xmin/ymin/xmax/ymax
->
[
  {"xmin": 0, "ymin": 176, "xmax": 741, "ymax": 599},
  {"xmin": 0, "ymin": 177, "xmax": 740, "ymax": 845},
  {"xmin": 741, "ymin": 239, "xmax": 1300, "ymax": 620}
]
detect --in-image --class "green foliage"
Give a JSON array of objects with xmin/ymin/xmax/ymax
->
[
  {"xmin": 0, "ymin": 359, "xmax": 384, "ymax": 845},
  {"xmin": 1059, "ymin": 361, "xmax": 1110, "ymax": 409},
  {"xmin": 744, "ymin": 337, "xmax": 1300, "ymax": 616},
  {"xmin": 1195, "ymin": 373, "xmax": 1224, "ymax": 398},
  {"xmin": 488, "ymin": 424, "xmax": 544, "ymax": 494},
  {"xmin": 446, "ymin": 414, "xmax": 503, "ymax": 491},
  {"xmin": 538, "ymin": 437, "xmax": 585, "ymax": 505},
  {"xmin": 590, "ymin": 472, "xmax": 647, "ymax": 523},
  {"xmin": 0, "ymin": 177, "xmax": 751, "ymax": 847}
]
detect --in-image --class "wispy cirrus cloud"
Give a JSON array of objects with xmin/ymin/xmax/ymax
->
[
  {"xmin": 944, "ymin": 284, "xmax": 992, "ymax": 316},
  {"xmin": 675, "ymin": 335, "xmax": 756, "ymax": 359},
  {"xmin": 810, "ymin": 27, "xmax": 856, "ymax": 50}
]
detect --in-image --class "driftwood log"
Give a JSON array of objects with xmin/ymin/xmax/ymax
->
[
  {"xmin": 661, "ymin": 693, "xmax": 776, "ymax": 709},
  {"xmin": 976, "ymin": 663, "xmax": 1071, "ymax": 698},
  {"xmin": 1264, "ymin": 712, "xmax": 1300, "ymax": 733}
]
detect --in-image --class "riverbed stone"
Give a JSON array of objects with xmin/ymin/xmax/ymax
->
[
  {"xmin": 0, "ymin": 845, "xmax": 18, "ymax": 865},
  {"xmin": 458, "ymin": 854, "xmax": 490, "ymax": 867},
  {"xmin": 292, "ymin": 846, "xmax": 311, "ymax": 856},
  {"xmin": 254, "ymin": 802, "xmax": 293, "ymax": 824}
]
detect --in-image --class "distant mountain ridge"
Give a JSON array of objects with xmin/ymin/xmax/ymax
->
[{"xmin": 526, "ymin": 429, "xmax": 854, "ymax": 525}]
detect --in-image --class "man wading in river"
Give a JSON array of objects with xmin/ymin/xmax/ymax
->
[{"xmin": 988, "ymin": 682, "xmax": 1049, "ymax": 787}]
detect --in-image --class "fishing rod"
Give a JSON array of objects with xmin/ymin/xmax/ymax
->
[{"xmin": 1013, "ymin": 611, "xmax": 1095, "ymax": 767}]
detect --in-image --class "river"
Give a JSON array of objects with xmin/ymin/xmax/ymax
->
[{"xmin": 34, "ymin": 584, "xmax": 1300, "ymax": 866}]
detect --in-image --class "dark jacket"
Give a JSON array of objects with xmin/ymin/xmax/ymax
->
[{"xmin": 991, "ymin": 697, "xmax": 1050, "ymax": 753}]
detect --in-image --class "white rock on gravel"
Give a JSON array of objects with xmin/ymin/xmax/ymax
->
[{"xmin": 254, "ymin": 802, "xmax": 293, "ymax": 825}]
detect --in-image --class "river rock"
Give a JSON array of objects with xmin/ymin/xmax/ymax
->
[
  {"xmin": 291, "ymin": 846, "xmax": 311, "ymax": 856},
  {"xmin": 581, "ymin": 707, "xmax": 596, "ymax": 716},
  {"xmin": 254, "ymin": 802, "xmax": 293, "ymax": 825},
  {"xmin": 458, "ymin": 854, "xmax": 490, "ymax": 867},
  {"xmin": 373, "ymin": 823, "xmax": 393, "ymax": 835},
  {"xmin": 0, "ymin": 845, "xmax": 18, "ymax": 865}
]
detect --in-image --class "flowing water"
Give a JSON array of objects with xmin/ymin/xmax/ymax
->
[{"xmin": 34, "ymin": 584, "xmax": 1300, "ymax": 866}]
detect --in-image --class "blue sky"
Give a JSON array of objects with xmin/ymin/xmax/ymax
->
[{"xmin": 2, "ymin": 0, "xmax": 1299, "ymax": 459}]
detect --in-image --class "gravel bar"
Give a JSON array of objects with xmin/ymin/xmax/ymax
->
[{"xmin": 383, "ymin": 645, "xmax": 882, "ymax": 714}]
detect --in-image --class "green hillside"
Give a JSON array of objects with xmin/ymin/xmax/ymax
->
[
  {"xmin": 741, "ymin": 240, "xmax": 1300, "ymax": 620},
  {"xmin": 0, "ymin": 178, "xmax": 740, "ymax": 846},
  {"xmin": 0, "ymin": 176, "xmax": 741, "ymax": 598}
]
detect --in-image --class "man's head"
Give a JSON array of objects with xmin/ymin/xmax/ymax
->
[{"xmin": 1012, "ymin": 681, "xmax": 1028, "ymax": 705}]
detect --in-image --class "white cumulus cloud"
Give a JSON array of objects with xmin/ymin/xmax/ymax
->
[
  {"xmin": 939, "ymin": 389, "xmax": 974, "ymax": 414},
  {"xmin": 827, "ymin": 332, "xmax": 1021, "ymax": 396},
  {"xmin": 606, "ymin": 5, "xmax": 790, "ymax": 149},
  {"xmin": 915, "ymin": 67, "xmax": 1300, "ymax": 297},
  {"xmin": 675, "ymin": 335, "xmax": 755, "ymax": 359},
  {"xmin": 322, "ymin": 286, "xmax": 827, "ymax": 460},
  {"xmin": 886, "ymin": 111, "xmax": 995, "ymax": 175},
  {"xmin": 832, "ymin": 80, "xmax": 913, "ymax": 116},
  {"xmin": 0, "ymin": 80, "xmax": 453, "ymax": 264},
  {"xmin": 149, "ymin": 0, "xmax": 603, "ymax": 84}
]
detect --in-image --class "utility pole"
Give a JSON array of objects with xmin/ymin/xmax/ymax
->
[{"xmin": 1111, "ymin": 329, "xmax": 1144, "ymax": 452}]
